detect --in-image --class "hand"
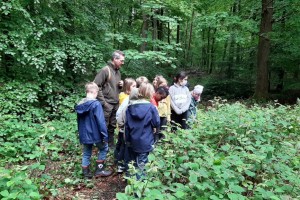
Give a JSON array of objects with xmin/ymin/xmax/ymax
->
[{"xmin": 118, "ymin": 80, "xmax": 124, "ymax": 88}]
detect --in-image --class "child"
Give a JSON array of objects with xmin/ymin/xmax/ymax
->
[
  {"xmin": 114, "ymin": 78, "xmax": 136, "ymax": 173},
  {"xmin": 169, "ymin": 71, "xmax": 191, "ymax": 130},
  {"xmin": 150, "ymin": 86, "xmax": 169, "ymax": 107},
  {"xmin": 125, "ymin": 83, "xmax": 160, "ymax": 180},
  {"xmin": 75, "ymin": 82, "xmax": 112, "ymax": 178},
  {"xmin": 156, "ymin": 77, "xmax": 171, "ymax": 130},
  {"xmin": 136, "ymin": 76, "xmax": 149, "ymax": 88},
  {"xmin": 187, "ymin": 85, "xmax": 204, "ymax": 125},
  {"xmin": 119, "ymin": 78, "xmax": 136, "ymax": 105},
  {"xmin": 116, "ymin": 76, "xmax": 149, "ymax": 121}
]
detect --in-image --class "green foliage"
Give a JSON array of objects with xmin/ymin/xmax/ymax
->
[
  {"xmin": 0, "ymin": 166, "xmax": 41, "ymax": 200},
  {"xmin": 0, "ymin": 80, "xmax": 41, "ymax": 118},
  {"xmin": 118, "ymin": 101, "xmax": 300, "ymax": 199}
]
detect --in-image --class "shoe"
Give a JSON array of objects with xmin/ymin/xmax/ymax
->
[
  {"xmin": 117, "ymin": 165, "xmax": 125, "ymax": 173},
  {"xmin": 95, "ymin": 160, "xmax": 112, "ymax": 177},
  {"xmin": 82, "ymin": 166, "xmax": 93, "ymax": 179}
]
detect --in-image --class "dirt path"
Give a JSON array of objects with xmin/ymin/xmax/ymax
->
[{"xmin": 52, "ymin": 172, "xmax": 126, "ymax": 200}]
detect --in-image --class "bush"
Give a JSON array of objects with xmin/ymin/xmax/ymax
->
[
  {"xmin": 0, "ymin": 166, "xmax": 41, "ymax": 200},
  {"xmin": 118, "ymin": 101, "xmax": 300, "ymax": 199}
]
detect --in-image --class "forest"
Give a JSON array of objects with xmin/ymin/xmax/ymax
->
[{"xmin": 0, "ymin": 0, "xmax": 299, "ymax": 199}]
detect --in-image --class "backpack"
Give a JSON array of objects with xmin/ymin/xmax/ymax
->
[{"xmin": 103, "ymin": 66, "xmax": 112, "ymax": 81}]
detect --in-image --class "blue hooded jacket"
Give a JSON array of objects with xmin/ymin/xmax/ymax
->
[
  {"xmin": 125, "ymin": 101, "xmax": 160, "ymax": 153},
  {"xmin": 75, "ymin": 98, "xmax": 108, "ymax": 144}
]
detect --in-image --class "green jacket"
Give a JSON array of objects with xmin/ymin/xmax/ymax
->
[{"xmin": 94, "ymin": 62, "xmax": 121, "ymax": 105}]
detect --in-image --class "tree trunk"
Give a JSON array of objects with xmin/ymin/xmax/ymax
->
[
  {"xmin": 176, "ymin": 23, "xmax": 180, "ymax": 44},
  {"xmin": 167, "ymin": 22, "xmax": 171, "ymax": 44},
  {"xmin": 201, "ymin": 30, "xmax": 207, "ymax": 71},
  {"xmin": 227, "ymin": 35, "xmax": 235, "ymax": 78},
  {"xmin": 140, "ymin": 13, "xmax": 149, "ymax": 52},
  {"xmin": 152, "ymin": 9, "xmax": 158, "ymax": 51},
  {"xmin": 183, "ymin": 20, "xmax": 189, "ymax": 60},
  {"xmin": 207, "ymin": 27, "xmax": 211, "ymax": 74},
  {"xmin": 157, "ymin": 8, "xmax": 164, "ymax": 41},
  {"xmin": 187, "ymin": 9, "xmax": 195, "ymax": 64},
  {"xmin": 254, "ymin": 0, "xmax": 273, "ymax": 99},
  {"xmin": 209, "ymin": 28, "xmax": 217, "ymax": 74}
]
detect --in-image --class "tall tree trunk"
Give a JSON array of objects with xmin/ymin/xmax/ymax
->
[
  {"xmin": 167, "ymin": 22, "xmax": 171, "ymax": 44},
  {"xmin": 226, "ymin": 1, "xmax": 238, "ymax": 78},
  {"xmin": 187, "ymin": 9, "xmax": 195, "ymax": 64},
  {"xmin": 140, "ymin": 13, "xmax": 149, "ymax": 52},
  {"xmin": 157, "ymin": 8, "xmax": 164, "ymax": 41},
  {"xmin": 254, "ymin": 0, "xmax": 273, "ymax": 99},
  {"xmin": 201, "ymin": 30, "xmax": 207, "ymax": 71},
  {"xmin": 183, "ymin": 20, "xmax": 189, "ymax": 60},
  {"xmin": 207, "ymin": 27, "xmax": 211, "ymax": 74},
  {"xmin": 221, "ymin": 40, "xmax": 228, "ymax": 73},
  {"xmin": 227, "ymin": 35, "xmax": 235, "ymax": 78},
  {"xmin": 152, "ymin": 9, "xmax": 158, "ymax": 51},
  {"xmin": 209, "ymin": 28, "xmax": 217, "ymax": 74},
  {"xmin": 176, "ymin": 23, "xmax": 180, "ymax": 44},
  {"xmin": 128, "ymin": 7, "xmax": 134, "ymax": 26}
]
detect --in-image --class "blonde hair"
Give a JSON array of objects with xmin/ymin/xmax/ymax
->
[
  {"xmin": 156, "ymin": 76, "xmax": 168, "ymax": 87},
  {"xmin": 138, "ymin": 83, "xmax": 154, "ymax": 100},
  {"xmin": 153, "ymin": 75, "xmax": 163, "ymax": 89},
  {"xmin": 123, "ymin": 78, "xmax": 136, "ymax": 94},
  {"xmin": 136, "ymin": 76, "xmax": 149, "ymax": 88},
  {"xmin": 86, "ymin": 82, "xmax": 99, "ymax": 93}
]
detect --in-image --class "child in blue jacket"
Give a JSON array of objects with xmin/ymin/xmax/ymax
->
[
  {"xmin": 125, "ymin": 83, "xmax": 160, "ymax": 180},
  {"xmin": 75, "ymin": 82, "xmax": 112, "ymax": 178}
]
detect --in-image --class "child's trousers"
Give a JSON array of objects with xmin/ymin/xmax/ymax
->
[{"xmin": 82, "ymin": 142, "xmax": 108, "ymax": 167}]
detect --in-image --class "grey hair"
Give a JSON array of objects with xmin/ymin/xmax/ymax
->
[{"xmin": 112, "ymin": 50, "xmax": 125, "ymax": 60}]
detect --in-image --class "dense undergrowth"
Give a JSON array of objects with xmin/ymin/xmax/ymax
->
[
  {"xmin": 0, "ymin": 81, "xmax": 299, "ymax": 199},
  {"xmin": 118, "ymin": 99, "xmax": 300, "ymax": 200}
]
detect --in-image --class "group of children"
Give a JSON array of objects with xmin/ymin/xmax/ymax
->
[{"xmin": 75, "ymin": 72, "xmax": 203, "ymax": 179}]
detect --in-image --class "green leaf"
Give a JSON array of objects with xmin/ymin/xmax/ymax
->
[
  {"xmin": 245, "ymin": 170, "xmax": 255, "ymax": 177},
  {"xmin": 64, "ymin": 178, "xmax": 72, "ymax": 183},
  {"xmin": 148, "ymin": 154, "xmax": 155, "ymax": 161},
  {"xmin": 229, "ymin": 185, "xmax": 245, "ymax": 193},
  {"xmin": 6, "ymin": 180, "xmax": 14, "ymax": 187},
  {"xmin": 209, "ymin": 195, "xmax": 220, "ymax": 200},
  {"xmin": 38, "ymin": 165, "xmax": 45, "ymax": 170},
  {"xmin": 227, "ymin": 193, "xmax": 245, "ymax": 200},
  {"xmin": 116, "ymin": 193, "xmax": 128, "ymax": 200},
  {"xmin": 175, "ymin": 191, "xmax": 185, "ymax": 198},
  {"xmin": 29, "ymin": 192, "xmax": 40, "ymax": 198},
  {"xmin": 0, "ymin": 190, "xmax": 9, "ymax": 197}
]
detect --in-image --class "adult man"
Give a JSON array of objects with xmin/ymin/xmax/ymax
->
[{"xmin": 94, "ymin": 50, "xmax": 125, "ymax": 147}]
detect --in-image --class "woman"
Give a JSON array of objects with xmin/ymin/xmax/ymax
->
[{"xmin": 169, "ymin": 71, "xmax": 191, "ymax": 130}]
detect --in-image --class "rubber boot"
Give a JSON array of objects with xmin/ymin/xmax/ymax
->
[
  {"xmin": 95, "ymin": 160, "xmax": 112, "ymax": 177},
  {"xmin": 82, "ymin": 166, "xmax": 93, "ymax": 179}
]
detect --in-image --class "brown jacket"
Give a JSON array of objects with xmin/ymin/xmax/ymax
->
[{"xmin": 94, "ymin": 62, "xmax": 121, "ymax": 105}]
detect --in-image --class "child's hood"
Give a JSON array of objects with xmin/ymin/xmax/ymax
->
[
  {"xmin": 127, "ymin": 102, "xmax": 152, "ymax": 120},
  {"xmin": 75, "ymin": 98, "xmax": 97, "ymax": 114}
]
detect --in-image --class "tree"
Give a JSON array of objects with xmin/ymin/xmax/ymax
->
[{"xmin": 254, "ymin": 0, "xmax": 274, "ymax": 99}]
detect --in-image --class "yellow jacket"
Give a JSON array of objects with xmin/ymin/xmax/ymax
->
[
  {"xmin": 157, "ymin": 95, "xmax": 171, "ymax": 121},
  {"xmin": 119, "ymin": 92, "xmax": 129, "ymax": 105}
]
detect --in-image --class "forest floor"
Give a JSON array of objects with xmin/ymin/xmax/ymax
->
[
  {"xmin": 55, "ymin": 173, "xmax": 126, "ymax": 200},
  {"xmin": 42, "ymin": 151, "xmax": 127, "ymax": 200}
]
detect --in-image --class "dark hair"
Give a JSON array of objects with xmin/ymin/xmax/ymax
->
[
  {"xmin": 174, "ymin": 71, "xmax": 187, "ymax": 83},
  {"xmin": 112, "ymin": 50, "xmax": 125, "ymax": 60},
  {"xmin": 156, "ymin": 86, "xmax": 169, "ymax": 96}
]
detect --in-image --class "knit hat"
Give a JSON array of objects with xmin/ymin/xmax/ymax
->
[{"xmin": 193, "ymin": 85, "xmax": 204, "ymax": 94}]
